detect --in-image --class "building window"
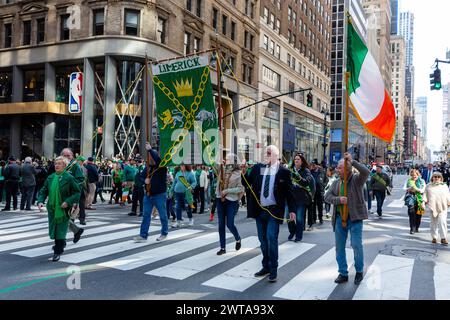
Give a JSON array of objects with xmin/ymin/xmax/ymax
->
[
  {"xmin": 231, "ymin": 21, "xmax": 236, "ymax": 40},
  {"xmin": 184, "ymin": 32, "xmax": 191, "ymax": 54},
  {"xmin": 194, "ymin": 37, "xmax": 201, "ymax": 53},
  {"xmin": 36, "ymin": 18, "xmax": 45, "ymax": 43},
  {"xmin": 275, "ymin": 45, "xmax": 280, "ymax": 59},
  {"xmin": 269, "ymin": 40, "xmax": 274, "ymax": 55},
  {"xmin": 222, "ymin": 15, "xmax": 227, "ymax": 35},
  {"xmin": 60, "ymin": 14, "xmax": 70, "ymax": 40},
  {"xmin": 4, "ymin": 23, "xmax": 12, "ymax": 48},
  {"xmin": 157, "ymin": 17, "xmax": 166, "ymax": 44},
  {"xmin": 196, "ymin": 0, "xmax": 202, "ymax": 16},
  {"xmin": 24, "ymin": 69, "xmax": 45, "ymax": 102},
  {"xmin": 93, "ymin": 9, "xmax": 104, "ymax": 36},
  {"xmin": 125, "ymin": 9, "xmax": 139, "ymax": 36},
  {"xmin": 263, "ymin": 35, "xmax": 268, "ymax": 50},
  {"xmin": 0, "ymin": 71, "xmax": 12, "ymax": 103},
  {"xmin": 186, "ymin": 0, "xmax": 192, "ymax": 11},
  {"xmin": 263, "ymin": 7, "xmax": 269, "ymax": 23},
  {"xmin": 247, "ymin": 66, "xmax": 252, "ymax": 84},
  {"xmin": 23, "ymin": 20, "xmax": 31, "ymax": 45},
  {"xmin": 212, "ymin": 8, "xmax": 218, "ymax": 31},
  {"xmin": 250, "ymin": 34, "xmax": 254, "ymax": 51}
]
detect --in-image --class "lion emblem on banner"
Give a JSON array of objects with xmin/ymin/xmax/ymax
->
[{"xmin": 159, "ymin": 109, "xmax": 184, "ymax": 129}]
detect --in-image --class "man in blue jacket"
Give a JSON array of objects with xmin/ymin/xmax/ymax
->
[{"xmin": 134, "ymin": 142, "xmax": 168, "ymax": 242}]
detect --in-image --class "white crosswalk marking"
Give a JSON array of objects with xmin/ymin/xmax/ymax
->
[
  {"xmin": 0, "ymin": 227, "xmax": 53, "ymax": 242},
  {"xmin": 0, "ymin": 222, "xmax": 48, "ymax": 235},
  {"xmin": 353, "ymin": 254, "xmax": 414, "ymax": 300},
  {"xmin": 146, "ymin": 236, "xmax": 261, "ymax": 280},
  {"xmin": 60, "ymin": 229, "xmax": 202, "ymax": 264},
  {"xmin": 202, "ymin": 242, "xmax": 315, "ymax": 292},
  {"xmin": 0, "ymin": 217, "xmax": 48, "ymax": 229},
  {"xmin": 274, "ymin": 248, "xmax": 354, "ymax": 300},
  {"xmin": 98, "ymin": 232, "xmax": 224, "ymax": 271},
  {"xmin": 434, "ymin": 262, "xmax": 450, "ymax": 300},
  {"xmin": 0, "ymin": 221, "xmax": 107, "ymax": 253},
  {"xmin": 0, "ymin": 216, "xmax": 42, "ymax": 225},
  {"xmin": 12, "ymin": 223, "xmax": 146, "ymax": 258}
]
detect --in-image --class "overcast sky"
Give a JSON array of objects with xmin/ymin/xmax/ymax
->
[{"xmin": 399, "ymin": 0, "xmax": 450, "ymax": 155}]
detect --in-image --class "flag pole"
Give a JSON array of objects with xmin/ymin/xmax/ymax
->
[
  {"xmin": 145, "ymin": 54, "xmax": 151, "ymax": 195},
  {"xmin": 343, "ymin": 71, "xmax": 350, "ymax": 228}
]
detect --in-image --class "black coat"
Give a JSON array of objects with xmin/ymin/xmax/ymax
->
[{"xmin": 245, "ymin": 163, "xmax": 296, "ymax": 224}]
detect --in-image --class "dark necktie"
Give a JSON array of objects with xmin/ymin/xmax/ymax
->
[{"xmin": 263, "ymin": 167, "xmax": 271, "ymax": 198}]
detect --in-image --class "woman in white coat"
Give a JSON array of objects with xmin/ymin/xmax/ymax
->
[{"xmin": 424, "ymin": 172, "xmax": 450, "ymax": 245}]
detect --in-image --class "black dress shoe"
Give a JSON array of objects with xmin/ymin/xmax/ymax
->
[
  {"xmin": 52, "ymin": 254, "xmax": 60, "ymax": 262},
  {"xmin": 254, "ymin": 268, "xmax": 270, "ymax": 277},
  {"xmin": 354, "ymin": 272, "xmax": 364, "ymax": 285},
  {"xmin": 334, "ymin": 274, "xmax": 349, "ymax": 284},
  {"xmin": 216, "ymin": 249, "xmax": 226, "ymax": 255},
  {"xmin": 415, "ymin": 228, "xmax": 419, "ymax": 233},
  {"xmin": 128, "ymin": 212, "xmax": 137, "ymax": 216},
  {"xmin": 268, "ymin": 273, "xmax": 278, "ymax": 282},
  {"xmin": 1, "ymin": 208, "xmax": 10, "ymax": 211},
  {"xmin": 73, "ymin": 228, "xmax": 84, "ymax": 244},
  {"xmin": 294, "ymin": 238, "xmax": 302, "ymax": 243},
  {"xmin": 410, "ymin": 230, "xmax": 414, "ymax": 234},
  {"xmin": 235, "ymin": 240, "xmax": 241, "ymax": 251},
  {"xmin": 79, "ymin": 221, "xmax": 86, "ymax": 226}
]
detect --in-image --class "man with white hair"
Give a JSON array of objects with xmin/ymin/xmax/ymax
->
[
  {"xmin": 324, "ymin": 152, "xmax": 370, "ymax": 285},
  {"xmin": 246, "ymin": 145, "xmax": 296, "ymax": 282},
  {"xmin": 20, "ymin": 157, "xmax": 37, "ymax": 211}
]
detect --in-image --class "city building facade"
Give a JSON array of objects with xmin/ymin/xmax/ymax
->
[
  {"xmin": 259, "ymin": 0, "xmax": 332, "ymax": 164},
  {"xmin": 0, "ymin": 0, "xmax": 259, "ymax": 161},
  {"xmin": 390, "ymin": 35, "xmax": 406, "ymax": 164}
]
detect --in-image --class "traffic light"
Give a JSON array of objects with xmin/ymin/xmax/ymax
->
[
  {"xmin": 306, "ymin": 92, "xmax": 313, "ymax": 107},
  {"xmin": 430, "ymin": 68, "xmax": 442, "ymax": 90}
]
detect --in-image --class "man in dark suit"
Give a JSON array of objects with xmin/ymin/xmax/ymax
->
[
  {"xmin": 421, "ymin": 163, "xmax": 435, "ymax": 184},
  {"xmin": 246, "ymin": 145, "xmax": 296, "ymax": 282}
]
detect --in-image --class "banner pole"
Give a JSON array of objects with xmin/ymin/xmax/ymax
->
[
  {"xmin": 145, "ymin": 54, "xmax": 152, "ymax": 195},
  {"xmin": 343, "ymin": 71, "xmax": 350, "ymax": 228}
]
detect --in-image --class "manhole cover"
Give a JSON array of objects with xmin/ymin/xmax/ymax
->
[{"xmin": 400, "ymin": 249, "xmax": 437, "ymax": 258}]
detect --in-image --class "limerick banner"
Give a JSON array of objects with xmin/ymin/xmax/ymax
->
[{"xmin": 152, "ymin": 55, "xmax": 218, "ymax": 166}]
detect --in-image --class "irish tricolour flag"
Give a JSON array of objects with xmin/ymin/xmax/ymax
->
[{"xmin": 347, "ymin": 20, "xmax": 396, "ymax": 143}]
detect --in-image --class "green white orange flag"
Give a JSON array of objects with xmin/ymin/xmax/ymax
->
[{"xmin": 347, "ymin": 19, "xmax": 396, "ymax": 143}]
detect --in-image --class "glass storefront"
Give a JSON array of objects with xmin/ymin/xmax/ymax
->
[
  {"xmin": 260, "ymin": 101, "xmax": 280, "ymax": 149},
  {"xmin": 54, "ymin": 115, "xmax": 82, "ymax": 156},
  {"xmin": 24, "ymin": 69, "xmax": 45, "ymax": 102},
  {"xmin": 0, "ymin": 71, "xmax": 12, "ymax": 103},
  {"xmin": 283, "ymin": 108, "xmax": 325, "ymax": 163},
  {"xmin": 21, "ymin": 115, "xmax": 43, "ymax": 158}
]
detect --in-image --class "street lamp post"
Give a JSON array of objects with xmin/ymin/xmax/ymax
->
[{"xmin": 321, "ymin": 107, "xmax": 329, "ymax": 166}]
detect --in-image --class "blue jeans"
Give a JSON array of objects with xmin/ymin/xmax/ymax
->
[
  {"xmin": 175, "ymin": 192, "xmax": 193, "ymax": 221},
  {"xmin": 216, "ymin": 199, "xmax": 241, "ymax": 249},
  {"xmin": 255, "ymin": 209, "xmax": 280, "ymax": 276},
  {"xmin": 367, "ymin": 188, "xmax": 372, "ymax": 211},
  {"xmin": 140, "ymin": 192, "xmax": 168, "ymax": 238},
  {"xmin": 285, "ymin": 205, "xmax": 305, "ymax": 241},
  {"xmin": 374, "ymin": 190, "xmax": 386, "ymax": 216},
  {"xmin": 335, "ymin": 215, "xmax": 364, "ymax": 276}
]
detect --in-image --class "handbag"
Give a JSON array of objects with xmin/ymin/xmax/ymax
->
[{"xmin": 69, "ymin": 205, "xmax": 80, "ymax": 220}]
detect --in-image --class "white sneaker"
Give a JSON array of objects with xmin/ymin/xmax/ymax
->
[
  {"xmin": 133, "ymin": 236, "xmax": 147, "ymax": 243},
  {"xmin": 156, "ymin": 235, "xmax": 167, "ymax": 241},
  {"xmin": 188, "ymin": 218, "xmax": 194, "ymax": 226},
  {"xmin": 154, "ymin": 215, "xmax": 160, "ymax": 220}
]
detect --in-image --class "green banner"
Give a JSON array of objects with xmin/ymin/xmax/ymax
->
[{"xmin": 152, "ymin": 55, "xmax": 218, "ymax": 166}]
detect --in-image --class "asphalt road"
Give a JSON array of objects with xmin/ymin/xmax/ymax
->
[{"xmin": 0, "ymin": 174, "xmax": 449, "ymax": 300}]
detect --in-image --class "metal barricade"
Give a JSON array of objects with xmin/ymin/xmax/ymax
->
[{"xmin": 102, "ymin": 174, "xmax": 113, "ymax": 191}]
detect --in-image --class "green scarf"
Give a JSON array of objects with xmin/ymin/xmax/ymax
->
[
  {"xmin": 407, "ymin": 178, "xmax": 425, "ymax": 214},
  {"xmin": 48, "ymin": 173, "xmax": 65, "ymax": 224}
]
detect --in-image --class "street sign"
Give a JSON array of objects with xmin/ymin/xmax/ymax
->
[{"xmin": 69, "ymin": 72, "xmax": 83, "ymax": 113}]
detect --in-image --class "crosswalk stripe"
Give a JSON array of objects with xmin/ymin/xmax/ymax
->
[
  {"xmin": 202, "ymin": 241, "xmax": 316, "ymax": 292},
  {"xmin": 146, "ymin": 236, "xmax": 261, "ymax": 280},
  {"xmin": 0, "ymin": 221, "xmax": 107, "ymax": 253},
  {"xmin": 60, "ymin": 229, "xmax": 202, "ymax": 264},
  {"xmin": 0, "ymin": 226, "xmax": 54, "ymax": 242},
  {"xmin": 434, "ymin": 262, "xmax": 450, "ymax": 300},
  {"xmin": 0, "ymin": 215, "xmax": 42, "ymax": 225},
  {"xmin": 0, "ymin": 217, "xmax": 48, "ymax": 229},
  {"xmin": 353, "ymin": 254, "xmax": 414, "ymax": 300},
  {"xmin": 367, "ymin": 222, "xmax": 412, "ymax": 231},
  {"xmin": 273, "ymin": 248, "xmax": 354, "ymax": 300},
  {"xmin": 12, "ymin": 223, "xmax": 144, "ymax": 258},
  {"xmin": 0, "ymin": 222, "xmax": 48, "ymax": 235},
  {"xmin": 99, "ymin": 231, "xmax": 222, "ymax": 271}
]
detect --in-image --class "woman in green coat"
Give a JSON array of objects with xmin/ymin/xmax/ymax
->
[{"xmin": 38, "ymin": 156, "xmax": 81, "ymax": 261}]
